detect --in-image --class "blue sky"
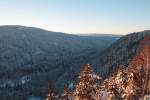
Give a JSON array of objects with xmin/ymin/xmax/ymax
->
[{"xmin": 0, "ymin": 0, "xmax": 150, "ymax": 34}]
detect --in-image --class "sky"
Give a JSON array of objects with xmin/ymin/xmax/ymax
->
[{"xmin": 0, "ymin": 0, "xmax": 150, "ymax": 35}]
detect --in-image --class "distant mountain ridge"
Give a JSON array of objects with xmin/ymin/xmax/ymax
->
[{"xmin": 76, "ymin": 33, "xmax": 122, "ymax": 37}]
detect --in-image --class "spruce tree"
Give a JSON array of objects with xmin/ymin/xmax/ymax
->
[
  {"xmin": 61, "ymin": 85, "xmax": 73, "ymax": 100},
  {"xmin": 74, "ymin": 64, "xmax": 101, "ymax": 100},
  {"xmin": 46, "ymin": 81, "xmax": 57, "ymax": 100}
]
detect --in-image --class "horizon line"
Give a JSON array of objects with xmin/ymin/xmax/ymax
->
[{"xmin": 0, "ymin": 24, "xmax": 149, "ymax": 35}]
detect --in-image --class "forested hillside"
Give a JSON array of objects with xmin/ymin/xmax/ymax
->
[
  {"xmin": 0, "ymin": 25, "xmax": 119, "ymax": 100},
  {"xmin": 91, "ymin": 30, "xmax": 150, "ymax": 77},
  {"xmin": 46, "ymin": 35, "xmax": 150, "ymax": 100}
]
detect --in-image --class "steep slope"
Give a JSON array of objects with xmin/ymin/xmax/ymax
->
[
  {"xmin": 44, "ymin": 36, "xmax": 150, "ymax": 100},
  {"xmin": 92, "ymin": 30, "xmax": 150, "ymax": 77},
  {"xmin": 0, "ymin": 25, "xmax": 119, "ymax": 100},
  {"xmin": 98, "ymin": 35, "xmax": 150, "ymax": 99}
]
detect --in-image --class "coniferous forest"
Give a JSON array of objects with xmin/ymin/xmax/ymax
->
[
  {"xmin": 0, "ymin": 26, "xmax": 150, "ymax": 100},
  {"xmin": 46, "ymin": 36, "xmax": 150, "ymax": 100},
  {"xmin": 0, "ymin": 1, "xmax": 150, "ymax": 100}
]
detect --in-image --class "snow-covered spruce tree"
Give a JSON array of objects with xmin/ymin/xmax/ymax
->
[
  {"xmin": 46, "ymin": 81, "xmax": 59, "ymax": 100},
  {"xmin": 61, "ymin": 85, "xmax": 73, "ymax": 100},
  {"xmin": 73, "ymin": 64, "xmax": 101, "ymax": 100}
]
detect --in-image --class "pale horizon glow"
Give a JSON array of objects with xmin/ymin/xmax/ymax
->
[{"xmin": 0, "ymin": 0, "xmax": 150, "ymax": 35}]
